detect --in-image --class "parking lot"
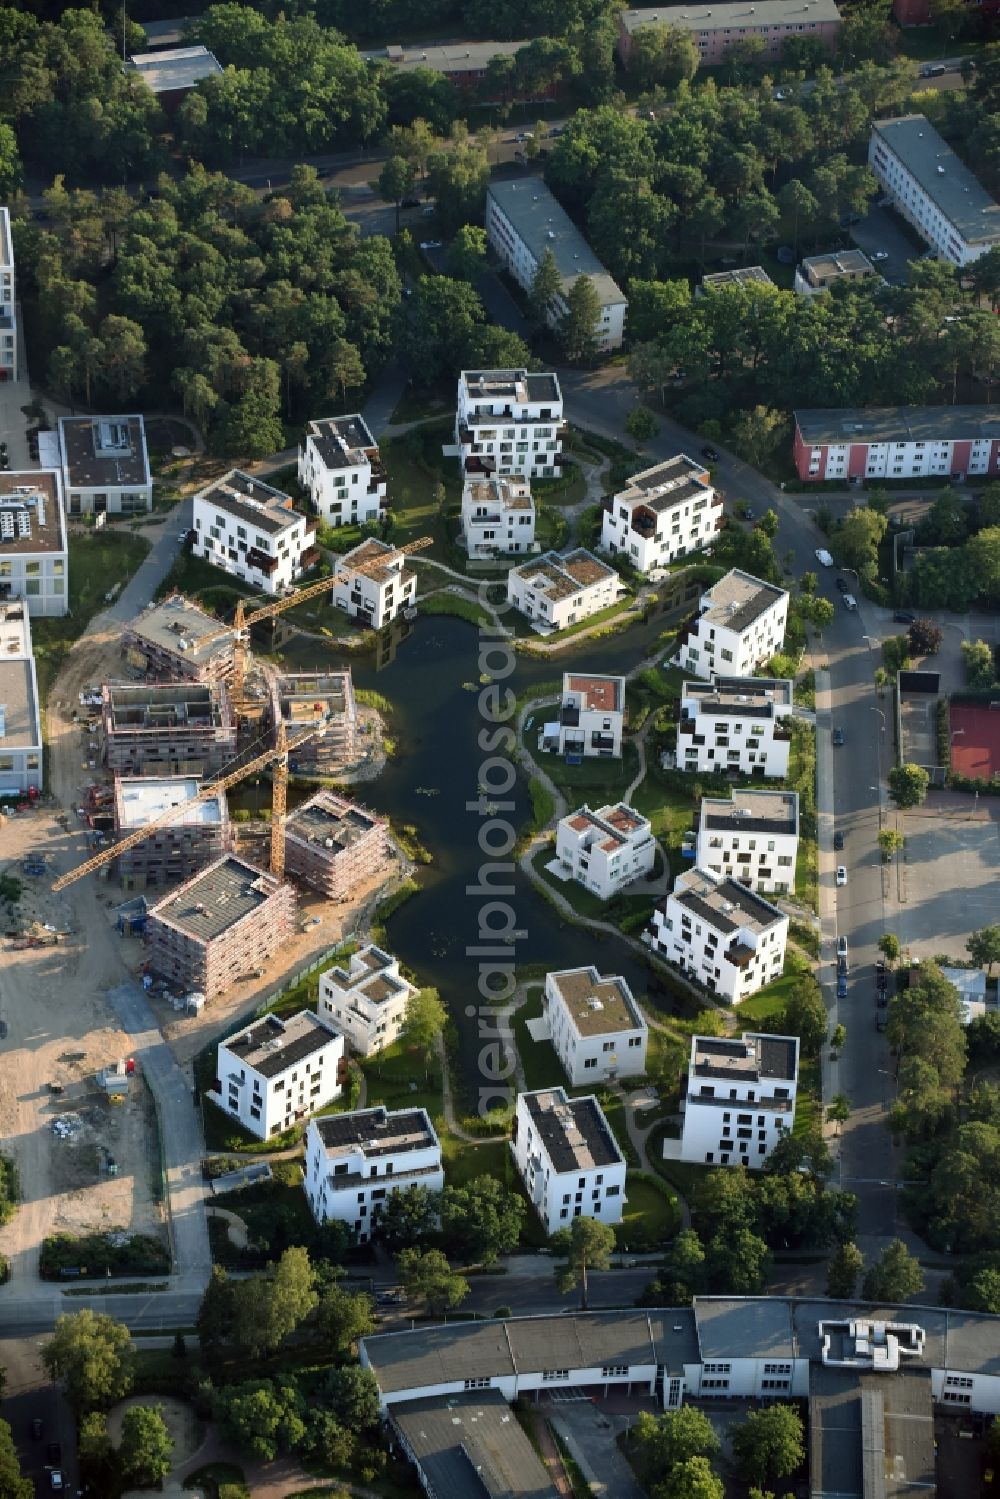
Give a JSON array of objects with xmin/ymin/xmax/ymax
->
[
  {"xmin": 850, "ymin": 205, "xmax": 925, "ymax": 286},
  {"xmin": 891, "ymin": 795, "xmax": 1000, "ymax": 961}
]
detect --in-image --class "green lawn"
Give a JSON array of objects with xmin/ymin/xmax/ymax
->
[
  {"xmin": 523, "ymin": 714, "xmax": 641, "ymax": 798},
  {"xmin": 535, "ymin": 504, "xmax": 570, "ymax": 552},
  {"xmin": 646, "ymin": 1136, "xmax": 709, "ymax": 1203},
  {"xmin": 534, "ymin": 462, "xmax": 588, "ymax": 509},
  {"xmin": 529, "ymin": 842, "xmax": 656, "ymax": 932},
  {"xmin": 153, "ymin": 547, "xmax": 258, "ymax": 612},
  {"xmin": 440, "ymin": 1134, "xmax": 511, "ymax": 1188},
  {"xmin": 31, "ymin": 530, "xmax": 151, "ymax": 701},
  {"xmin": 416, "ymin": 588, "xmax": 490, "ymax": 628},
  {"xmin": 512, "ymin": 986, "xmax": 564, "ymax": 1093},
  {"xmin": 618, "ymin": 1173, "xmax": 681, "ymax": 1249},
  {"xmin": 515, "ymin": 594, "xmax": 639, "ymax": 652},
  {"xmin": 390, "ymin": 382, "xmax": 454, "ymax": 425},
  {"xmin": 625, "ymin": 661, "xmax": 683, "ymax": 730},
  {"xmin": 361, "ymin": 1039, "xmax": 444, "ymax": 1125},
  {"xmin": 733, "ymin": 973, "xmax": 799, "ymax": 1027},
  {"xmin": 381, "ymin": 420, "xmax": 461, "ymax": 566}
]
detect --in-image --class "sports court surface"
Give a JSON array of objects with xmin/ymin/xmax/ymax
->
[{"xmin": 949, "ymin": 701, "xmax": 1000, "ymax": 780}]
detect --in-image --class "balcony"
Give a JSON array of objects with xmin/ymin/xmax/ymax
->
[
  {"xmin": 560, "ymin": 703, "xmax": 580, "ymax": 727},
  {"xmin": 725, "ymin": 941, "xmax": 755, "ymax": 969}
]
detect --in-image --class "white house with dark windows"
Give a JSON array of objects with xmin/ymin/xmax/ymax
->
[
  {"xmin": 192, "ymin": 471, "xmax": 316, "ymax": 595},
  {"xmin": 0, "ymin": 471, "xmax": 68, "ymax": 618},
  {"xmin": 543, "ymin": 967, "xmax": 648, "ymax": 1087},
  {"xmin": 453, "ymin": 368, "xmax": 564, "ymax": 480},
  {"xmin": 49, "ymin": 415, "xmax": 152, "ymax": 516},
  {"xmin": 331, "ymin": 538, "xmax": 418, "ymax": 629},
  {"xmin": 303, "ymin": 1106, "xmax": 444, "ymax": 1243},
  {"xmin": 869, "ymin": 115, "xmax": 1000, "ymax": 267},
  {"xmin": 676, "ymin": 1030, "xmax": 799, "ymax": 1167},
  {"xmin": 511, "ymin": 1087, "xmax": 626, "ymax": 1235},
  {"xmin": 678, "ymin": 676, "xmax": 794, "ymax": 778},
  {"xmin": 600, "ymin": 454, "xmax": 721, "ymax": 572},
  {"xmin": 0, "ymin": 207, "xmax": 17, "ymax": 383},
  {"xmin": 317, "ymin": 944, "xmax": 418, "ymax": 1057},
  {"xmin": 209, "ymin": 1011, "xmax": 344, "ymax": 1141},
  {"xmin": 554, "ymin": 801, "xmax": 654, "ymax": 899},
  {"xmin": 648, "ymin": 867, "xmax": 788, "ymax": 1002},
  {"xmin": 507, "ymin": 548, "xmax": 619, "ymax": 634},
  {"xmin": 696, "ymin": 790, "xmax": 799, "ymax": 895},
  {"xmin": 460, "ymin": 474, "xmax": 535, "ymax": 557},
  {"xmin": 676, "ymin": 569, "xmax": 789, "ymax": 680},
  {"xmin": 297, "ymin": 415, "xmax": 387, "ymax": 527},
  {"xmin": 540, "ymin": 672, "xmax": 624, "ymax": 760}
]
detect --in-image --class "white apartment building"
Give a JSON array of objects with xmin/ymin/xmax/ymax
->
[
  {"xmin": 678, "ymin": 1031, "xmax": 799, "ymax": 1168},
  {"xmin": 543, "ymin": 967, "xmax": 648, "ymax": 1087},
  {"xmin": 304, "ymin": 1106, "xmax": 444, "ymax": 1243},
  {"xmin": 511, "ymin": 1087, "xmax": 626, "ymax": 1236},
  {"xmin": 331, "ymin": 538, "xmax": 417, "ymax": 629},
  {"xmin": 453, "ymin": 368, "xmax": 564, "ymax": 480},
  {"xmin": 541, "ymin": 673, "xmax": 625, "ymax": 760},
  {"xmin": 869, "ymin": 115, "xmax": 1000, "ymax": 266},
  {"xmin": 46, "ymin": 416, "xmax": 152, "ymax": 516},
  {"xmin": 507, "ymin": 548, "xmax": 619, "ymax": 634},
  {"xmin": 554, "ymin": 801, "xmax": 654, "ymax": 899},
  {"xmin": 601, "ymin": 454, "xmax": 721, "ymax": 573},
  {"xmin": 0, "ymin": 208, "xmax": 17, "ymax": 383},
  {"xmin": 696, "ymin": 790, "xmax": 799, "ymax": 896},
  {"xmin": 678, "ymin": 676, "xmax": 794, "ymax": 779},
  {"xmin": 209, "ymin": 1010, "xmax": 344, "ymax": 1141},
  {"xmin": 460, "ymin": 474, "xmax": 535, "ymax": 558},
  {"xmin": 648, "ymin": 867, "xmax": 788, "ymax": 1003},
  {"xmin": 676, "ymin": 569, "xmax": 789, "ymax": 680},
  {"xmin": 318, "ymin": 944, "xmax": 418, "ymax": 1057},
  {"xmin": 297, "ymin": 414, "xmax": 387, "ymax": 528},
  {"xmin": 486, "ymin": 180, "xmax": 628, "ymax": 351},
  {"xmin": 0, "ymin": 598, "xmax": 42, "ymax": 795},
  {"xmin": 193, "ymin": 470, "xmax": 316, "ymax": 596},
  {"xmin": 0, "ymin": 471, "xmax": 68, "ymax": 617}
]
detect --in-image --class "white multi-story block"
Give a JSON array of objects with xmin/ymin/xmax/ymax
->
[
  {"xmin": 453, "ymin": 368, "xmax": 564, "ymax": 480},
  {"xmin": 678, "ymin": 676, "xmax": 794, "ymax": 779},
  {"xmin": 554, "ymin": 802, "xmax": 654, "ymax": 899},
  {"xmin": 676, "ymin": 569, "xmax": 789, "ymax": 680},
  {"xmin": 0, "ymin": 208, "xmax": 17, "ymax": 383},
  {"xmin": 696, "ymin": 790, "xmax": 799, "ymax": 896},
  {"xmin": 209, "ymin": 1010, "xmax": 344, "ymax": 1141},
  {"xmin": 678, "ymin": 1031, "xmax": 799, "ymax": 1168},
  {"xmin": 793, "ymin": 406, "xmax": 1000, "ymax": 483},
  {"xmin": 600, "ymin": 454, "xmax": 721, "ymax": 573},
  {"xmin": 460, "ymin": 474, "xmax": 535, "ymax": 558},
  {"xmin": 0, "ymin": 471, "xmax": 68, "ymax": 617},
  {"xmin": 508, "ymin": 549, "xmax": 619, "ymax": 634},
  {"xmin": 511, "ymin": 1087, "xmax": 626, "ymax": 1236},
  {"xmin": 297, "ymin": 415, "xmax": 387, "ymax": 528},
  {"xmin": 486, "ymin": 180, "xmax": 628, "ymax": 351},
  {"xmin": 0, "ymin": 598, "xmax": 42, "ymax": 795},
  {"xmin": 318, "ymin": 944, "xmax": 418, "ymax": 1057},
  {"xmin": 541, "ymin": 673, "xmax": 625, "ymax": 760},
  {"xmin": 869, "ymin": 115, "xmax": 1000, "ymax": 267},
  {"xmin": 543, "ymin": 967, "xmax": 648, "ymax": 1087},
  {"xmin": 332, "ymin": 538, "xmax": 417, "ymax": 629},
  {"xmin": 304, "ymin": 1106, "xmax": 444, "ymax": 1244},
  {"xmin": 648, "ymin": 867, "xmax": 788, "ymax": 1003},
  {"xmin": 48, "ymin": 416, "xmax": 152, "ymax": 517},
  {"xmin": 193, "ymin": 470, "xmax": 316, "ymax": 596}
]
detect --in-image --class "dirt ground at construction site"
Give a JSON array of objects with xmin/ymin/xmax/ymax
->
[{"xmin": 0, "ymin": 615, "xmax": 405, "ymax": 1284}]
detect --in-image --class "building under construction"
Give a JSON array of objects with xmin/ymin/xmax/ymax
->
[
  {"xmin": 145, "ymin": 854, "xmax": 297, "ymax": 1000},
  {"xmin": 284, "ymin": 790, "xmax": 392, "ymax": 900},
  {"xmin": 122, "ymin": 594, "xmax": 235, "ymax": 684},
  {"xmin": 114, "ymin": 775, "xmax": 230, "ymax": 891},
  {"xmin": 269, "ymin": 671, "xmax": 358, "ymax": 776},
  {"xmin": 102, "ymin": 681, "xmax": 237, "ymax": 777}
]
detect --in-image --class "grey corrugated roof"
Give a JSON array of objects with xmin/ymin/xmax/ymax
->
[
  {"xmin": 695, "ymin": 1297, "xmax": 796, "ymax": 1359},
  {"xmin": 873, "ymin": 115, "xmax": 1000, "ymax": 248},
  {"xmin": 620, "ymin": 0, "xmax": 842, "ymax": 33},
  {"xmin": 150, "ymin": 855, "xmax": 278, "ymax": 941},
  {"xmin": 488, "ymin": 179, "xmax": 626, "ymax": 310},
  {"xmin": 365, "ymin": 1322, "xmax": 516, "ymax": 1395},
  {"xmin": 809, "ymin": 1364, "xmax": 935, "ymax": 1499},
  {"xmin": 392, "ymin": 1391, "xmax": 559, "ymax": 1499},
  {"xmin": 128, "ymin": 45, "xmax": 222, "ymax": 92},
  {"xmin": 795, "ymin": 404, "xmax": 1000, "ymax": 446},
  {"xmin": 0, "ymin": 659, "xmax": 38, "ymax": 749}
]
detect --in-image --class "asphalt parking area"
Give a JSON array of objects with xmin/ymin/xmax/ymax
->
[
  {"xmin": 893, "ymin": 797, "xmax": 1000, "ymax": 960},
  {"xmin": 850, "ymin": 206, "xmax": 924, "ymax": 285}
]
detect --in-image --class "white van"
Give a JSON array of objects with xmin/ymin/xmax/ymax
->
[
  {"xmin": 815, "ymin": 548, "xmax": 834, "ymax": 567},
  {"xmin": 842, "ymin": 594, "xmax": 858, "ymax": 611}
]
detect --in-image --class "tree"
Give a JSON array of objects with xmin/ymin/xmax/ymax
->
[
  {"xmin": 197, "ymin": 1264, "xmax": 234, "ymax": 1353},
  {"xmin": 214, "ymin": 1379, "xmax": 306, "ymax": 1463},
  {"xmin": 400, "ymin": 988, "xmax": 447, "ymax": 1064},
  {"xmin": 827, "ymin": 1094, "xmax": 851, "ymax": 1134},
  {"xmin": 861, "ymin": 1237, "xmax": 924, "ymax": 1302},
  {"xmin": 0, "ymin": 124, "xmax": 22, "ymax": 200},
  {"xmin": 968, "ymin": 926, "xmax": 1000, "ymax": 976},
  {"xmin": 629, "ymin": 25, "xmax": 699, "ymax": 90},
  {"xmin": 879, "ymin": 933, "xmax": 901, "ymax": 965},
  {"xmin": 826, "ymin": 1241, "xmax": 864, "ymax": 1299},
  {"xmin": 878, "ymin": 829, "xmax": 906, "ymax": 861},
  {"xmin": 655, "ymin": 1455, "xmax": 724, "ymax": 1499},
  {"xmin": 559, "ymin": 275, "xmax": 602, "ymax": 364},
  {"xmin": 968, "ymin": 527, "xmax": 1000, "ymax": 600},
  {"xmin": 232, "ymin": 1246, "xmax": 318, "ymax": 1358},
  {"xmin": 782, "ymin": 977, "xmax": 828, "ymax": 1058},
  {"xmin": 42, "ymin": 1310, "xmax": 133, "ymax": 1412},
  {"xmin": 632, "ymin": 1405, "xmax": 720, "ymax": 1486},
  {"xmin": 800, "ymin": 571, "xmax": 818, "ymax": 596},
  {"xmin": 625, "ymin": 405, "xmax": 659, "ymax": 442},
  {"xmin": 397, "ymin": 1247, "xmax": 469, "ymax": 1315},
  {"xmin": 830, "ymin": 1025, "xmax": 847, "ymax": 1054},
  {"xmin": 731, "ymin": 1404, "xmax": 805, "ymax": 1489},
  {"xmin": 440, "ymin": 1177, "xmax": 524, "ymax": 1266},
  {"xmin": 810, "ymin": 596, "xmax": 835, "ymax": 634},
  {"xmin": 325, "ymin": 1365, "xmax": 381, "ymax": 1430},
  {"xmin": 304, "ymin": 1410, "xmax": 356, "ymax": 1472},
  {"xmin": 118, "ymin": 1404, "xmax": 173, "ymax": 1485},
  {"xmin": 378, "ymin": 156, "xmax": 417, "ymax": 233},
  {"xmin": 836, "ymin": 506, "xmax": 887, "ymax": 576},
  {"xmin": 315, "ymin": 1281, "xmax": 375, "ymax": 1356},
  {"xmin": 731, "ymin": 407, "xmax": 786, "ymax": 469},
  {"xmin": 908, "ymin": 619, "xmax": 942, "ymax": 655},
  {"xmin": 446, "ymin": 224, "xmax": 487, "ymax": 283},
  {"xmin": 528, "ymin": 245, "xmax": 562, "ymax": 333},
  {"xmin": 0, "ymin": 1418, "xmax": 32, "ymax": 1499},
  {"xmin": 756, "ymin": 508, "xmax": 780, "ymax": 539},
  {"xmin": 962, "ymin": 638, "xmax": 996, "ymax": 690},
  {"xmin": 553, "ymin": 1215, "xmax": 616, "ymax": 1309},
  {"xmin": 375, "ymin": 1182, "xmax": 439, "ymax": 1248},
  {"xmin": 706, "ymin": 1226, "xmax": 771, "ymax": 1294},
  {"xmin": 888, "ymin": 764, "xmax": 929, "ymax": 810}
]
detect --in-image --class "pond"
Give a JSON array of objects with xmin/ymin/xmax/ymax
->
[{"xmin": 276, "ymin": 608, "xmax": 694, "ymax": 1112}]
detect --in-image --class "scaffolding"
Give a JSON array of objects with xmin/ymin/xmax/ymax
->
[
  {"xmin": 113, "ymin": 775, "xmax": 231, "ymax": 891},
  {"xmin": 272, "ymin": 671, "xmax": 358, "ymax": 774},
  {"xmin": 283, "ymin": 790, "xmax": 392, "ymax": 900},
  {"xmin": 102, "ymin": 681, "xmax": 237, "ymax": 776}
]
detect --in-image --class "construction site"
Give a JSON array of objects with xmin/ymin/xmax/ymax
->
[
  {"xmin": 284, "ymin": 789, "xmax": 394, "ymax": 900},
  {"xmin": 122, "ymin": 594, "xmax": 236, "ymax": 683},
  {"xmin": 269, "ymin": 670, "xmax": 359, "ymax": 776},
  {"xmin": 101, "ymin": 681, "xmax": 238, "ymax": 777},
  {"xmin": 113, "ymin": 775, "xmax": 230, "ymax": 891}
]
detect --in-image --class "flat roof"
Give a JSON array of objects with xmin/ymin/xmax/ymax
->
[
  {"xmin": 59, "ymin": 416, "xmax": 149, "ymax": 491},
  {"xmin": 325, "ymin": 946, "xmax": 412, "ymax": 1007},
  {"xmin": 116, "ymin": 775, "xmax": 223, "ymax": 829},
  {"xmin": 0, "ymin": 599, "xmax": 32, "ymax": 658},
  {"xmin": 128, "ymin": 45, "xmax": 223, "ymax": 92},
  {"xmin": 150, "ymin": 855, "xmax": 281, "ymax": 942},
  {"xmin": 278, "ymin": 671, "xmax": 353, "ymax": 723},
  {"xmin": 873, "ymin": 115, "xmax": 1000, "ymax": 247},
  {"xmin": 376, "ymin": 37, "xmax": 526, "ymax": 73},
  {"xmin": 460, "ymin": 369, "xmax": 561, "ymax": 406},
  {"xmin": 548, "ymin": 966, "xmax": 644, "ymax": 1037},
  {"xmin": 620, "ymin": 0, "xmax": 842, "ymax": 33},
  {"xmin": 563, "ymin": 672, "xmax": 623, "ymax": 713},
  {"xmin": 196, "ymin": 469, "xmax": 305, "ymax": 536},
  {"xmin": 522, "ymin": 1087, "xmax": 623, "ymax": 1173},
  {"xmin": 562, "ymin": 801, "xmax": 649, "ymax": 852},
  {"xmin": 313, "ymin": 1106, "xmax": 437, "ymax": 1160},
  {"xmin": 0, "ymin": 207, "xmax": 11, "ymax": 270},
  {"xmin": 105, "ymin": 681, "xmax": 228, "ymax": 731},
  {"xmin": 305, "ymin": 415, "xmax": 378, "ymax": 471},
  {"xmin": 701, "ymin": 788, "xmax": 799, "ymax": 836},
  {"xmin": 701, "ymin": 266, "xmax": 774, "ymax": 288},
  {"xmin": 125, "ymin": 595, "xmax": 235, "ymax": 664},
  {"xmin": 463, "ymin": 475, "xmax": 533, "ymax": 512},
  {"xmin": 392, "ymin": 1391, "xmax": 558, "ymax": 1499},
  {"xmin": 670, "ymin": 868, "xmax": 785, "ymax": 937},
  {"xmin": 0, "ymin": 472, "xmax": 64, "ymax": 557},
  {"xmin": 616, "ymin": 453, "xmax": 711, "ymax": 512},
  {"xmin": 488, "ymin": 179, "xmax": 626, "ymax": 311},
  {"xmin": 684, "ymin": 675, "xmax": 793, "ymax": 717},
  {"xmin": 0, "ymin": 659, "xmax": 38, "ymax": 749},
  {"xmin": 691, "ymin": 1031, "xmax": 798, "ymax": 1084},
  {"xmin": 513, "ymin": 549, "xmax": 615, "ymax": 604},
  {"xmin": 801, "ymin": 248, "xmax": 875, "ymax": 280},
  {"xmin": 286, "ymin": 791, "xmax": 384, "ymax": 851},
  {"xmin": 224, "ymin": 1009, "xmax": 338, "ymax": 1079},
  {"xmin": 696, "ymin": 1296, "xmax": 796, "ymax": 1360},
  {"xmin": 698, "ymin": 568, "xmax": 787, "ymax": 633},
  {"xmin": 809, "ymin": 1364, "xmax": 936, "ymax": 1499},
  {"xmin": 795, "ymin": 404, "xmax": 1000, "ymax": 445}
]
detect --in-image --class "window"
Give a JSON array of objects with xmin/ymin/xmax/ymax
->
[
  {"xmin": 465, "ymin": 1377, "xmax": 491, "ymax": 1390},
  {"xmin": 542, "ymin": 1369, "xmax": 569, "ymax": 1382},
  {"xmin": 602, "ymin": 1365, "xmax": 628, "ymax": 1377},
  {"xmin": 945, "ymin": 1375, "xmax": 973, "ymax": 1389}
]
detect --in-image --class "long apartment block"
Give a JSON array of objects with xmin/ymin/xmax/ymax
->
[
  {"xmin": 0, "ymin": 207, "xmax": 17, "ymax": 382},
  {"xmin": 101, "ymin": 681, "xmax": 237, "ymax": 777},
  {"xmin": 284, "ymin": 790, "xmax": 393, "ymax": 900},
  {"xmin": 0, "ymin": 598, "xmax": 41, "ymax": 795},
  {"xmin": 113, "ymin": 775, "xmax": 230, "ymax": 891},
  {"xmin": 0, "ymin": 471, "xmax": 68, "ymax": 617}
]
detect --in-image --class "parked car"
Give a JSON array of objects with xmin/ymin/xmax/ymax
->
[
  {"xmin": 920, "ymin": 62, "xmax": 946, "ymax": 77},
  {"xmin": 776, "ymin": 245, "xmax": 796, "ymax": 265},
  {"xmin": 701, "ymin": 445, "xmax": 720, "ymax": 462},
  {"xmin": 836, "ymin": 578, "xmax": 849, "ymax": 592},
  {"xmin": 836, "ymin": 865, "xmax": 848, "ymax": 886},
  {"xmin": 837, "ymin": 975, "xmax": 848, "ymax": 998},
  {"xmin": 49, "ymin": 1472, "xmax": 64, "ymax": 1492},
  {"xmin": 877, "ymin": 991, "xmax": 888, "ymax": 1008},
  {"xmin": 47, "ymin": 1444, "xmax": 61, "ymax": 1465},
  {"xmin": 837, "ymin": 935, "xmax": 848, "ymax": 958},
  {"xmin": 30, "ymin": 1418, "xmax": 43, "ymax": 1440},
  {"xmin": 774, "ymin": 88, "xmax": 789, "ymax": 101},
  {"xmin": 833, "ymin": 727, "xmax": 845, "ymax": 746},
  {"xmin": 419, "ymin": 240, "xmax": 443, "ymax": 251},
  {"xmin": 400, "ymin": 195, "xmax": 420, "ymax": 209},
  {"xmin": 842, "ymin": 593, "xmax": 858, "ymax": 610},
  {"xmin": 838, "ymin": 954, "xmax": 849, "ymax": 976},
  {"xmin": 870, "ymin": 250, "xmax": 890, "ymax": 263},
  {"xmin": 815, "ymin": 548, "xmax": 834, "ymax": 567},
  {"xmin": 834, "ymin": 830, "xmax": 844, "ymax": 850},
  {"xmin": 893, "ymin": 610, "xmax": 916, "ymax": 624}
]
